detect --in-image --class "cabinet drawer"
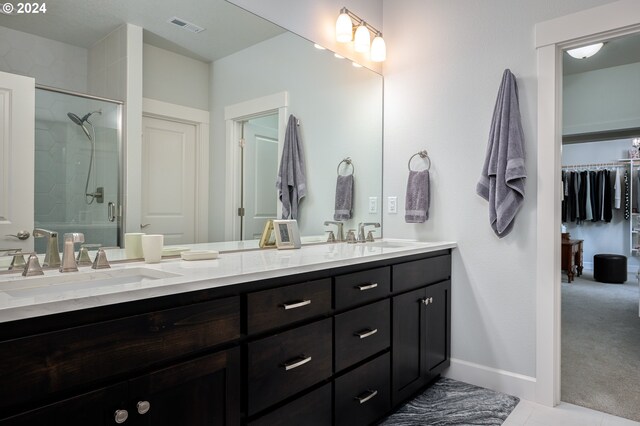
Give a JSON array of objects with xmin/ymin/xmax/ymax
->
[
  {"xmin": 0, "ymin": 297, "xmax": 240, "ymax": 412},
  {"xmin": 247, "ymin": 278, "xmax": 332, "ymax": 335},
  {"xmin": 335, "ymin": 299, "xmax": 390, "ymax": 372},
  {"xmin": 247, "ymin": 318, "xmax": 332, "ymax": 415},
  {"xmin": 248, "ymin": 383, "xmax": 331, "ymax": 426},
  {"xmin": 335, "ymin": 267, "xmax": 390, "ymax": 310},
  {"xmin": 392, "ymin": 255, "xmax": 451, "ymax": 293},
  {"xmin": 334, "ymin": 352, "xmax": 390, "ymax": 426}
]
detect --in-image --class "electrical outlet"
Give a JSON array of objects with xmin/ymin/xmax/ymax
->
[
  {"xmin": 388, "ymin": 196, "xmax": 397, "ymax": 214},
  {"xmin": 368, "ymin": 197, "xmax": 378, "ymax": 213}
]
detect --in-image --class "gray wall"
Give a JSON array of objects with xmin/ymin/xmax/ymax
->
[{"xmin": 143, "ymin": 43, "xmax": 210, "ymax": 111}]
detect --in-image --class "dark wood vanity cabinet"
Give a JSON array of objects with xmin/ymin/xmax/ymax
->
[{"xmin": 0, "ymin": 249, "xmax": 451, "ymax": 426}]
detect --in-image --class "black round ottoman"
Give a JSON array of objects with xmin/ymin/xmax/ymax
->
[{"xmin": 593, "ymin": 254, "xmax": 627, "ymax": 283}]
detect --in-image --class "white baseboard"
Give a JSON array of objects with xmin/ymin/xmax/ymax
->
[{"xmin": 444, "ymin": 358, "xmax": 536, "ymax": 401}]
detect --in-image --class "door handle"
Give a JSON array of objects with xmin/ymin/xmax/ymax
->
[
  {"xmin": 5, "ymin": 230, "xmax": 30, "ymax": 240},
  {"xmin": 108, "ymin": 202, "xmax": 116, "ymax": 222},
  {"xmin": 140, "ymin": 223, "xmax": 151, "ymax": 229}
]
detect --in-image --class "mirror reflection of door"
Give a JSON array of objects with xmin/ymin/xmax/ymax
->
[
  {"xmin": 141, "ymin": 116, "xmax": 196, "ymax": 245},
  {"xmin": 241, "ymin": 114, "xmax": 279, "ymax": 240}
]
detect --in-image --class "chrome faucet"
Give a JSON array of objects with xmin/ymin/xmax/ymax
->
[
  {"xmin": 60, "ymin": 233, "xmax": 84, "ymax": 272},
  {"xmin": 33, "ymin": 228, "xmax": 60, "ymax": 267},
  {"xmin": 324, "ymin": 221, "xmax": 345, "ymax": 242},
  {"xmin": 357, "ymin": 222, "xmax": 381, "ymax": 243}
]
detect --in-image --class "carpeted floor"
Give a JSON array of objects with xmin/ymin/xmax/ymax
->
[
  {"xmin": 381, "ymin": 377, "xmax": 519, "ymax": 425},
  {"xmin": 561, "ymin": 271, "xmax": 640, "ymax": 422}
]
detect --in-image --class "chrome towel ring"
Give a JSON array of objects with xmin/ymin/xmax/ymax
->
[
  {"xmin": 337, "ymin": 157, "xmax": 355, "ymax": 176},
  {"xmin": 408, "ymin": 150, "xmax": 431, "ymax": 171}
]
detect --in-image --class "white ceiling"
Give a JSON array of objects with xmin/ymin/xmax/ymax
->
[
  {"xmin": 563, "ymin": 32, "xmax": 640, "ymax": 75},
  {"xmin": 0, "ymin": 0, "xmax": 286, "ymax": 63}
]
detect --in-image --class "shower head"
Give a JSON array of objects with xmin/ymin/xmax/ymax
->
[{"xmin": 67, "ymin": 110, "xmax": 101, "ymax": 140}]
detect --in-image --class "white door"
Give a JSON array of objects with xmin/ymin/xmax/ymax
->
[
  {"xmin": 0, "ymin": 71, "xmax": 35, "ymax": 252},
  {"xmin": 242, "ymin": 115, "xmax": 279, "ymax": 240},
  {"xmin": 141, "ymin": 116, "xmax": 196, "ymax": 245}
]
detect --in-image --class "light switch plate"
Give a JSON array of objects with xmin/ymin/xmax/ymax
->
[
  {"xmin": 368, "ymin": 197, "xmax": 378, "ymax": 213},
  {"xmin": 388, "ymin": 196, "xmax": 397, "ymax": 214}
]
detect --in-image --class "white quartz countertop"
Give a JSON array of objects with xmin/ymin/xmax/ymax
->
[{"xmin": 0, "ymin": 239, "xmax": 456, "ymax": 323}]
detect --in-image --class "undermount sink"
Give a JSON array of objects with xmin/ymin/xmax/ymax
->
[{"xmin": 0, "ymin": 267, "xmax": 180, "ymax": 297}]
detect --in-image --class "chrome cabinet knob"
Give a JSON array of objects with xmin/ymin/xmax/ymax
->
[
  {"xmin": 114, "ymin": 409, "xmax": 128, "ymax": 423},
  {"xmin": 136, "ymin": 400, "xmax": 151, "ymax": 415},
  {"xmin": 422, "ymin": 297, "xmax": 433, "ymax": 305}
]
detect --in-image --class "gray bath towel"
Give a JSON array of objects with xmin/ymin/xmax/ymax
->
[
  {"xmin": 405, "ymin": 170, "xmax": 430, "ymax": 223},
  {"xmin": 276, "ymin": 115, "xmax": 307, "ymax": 219},
  {"xmin": 476, "ymin": 69, "xmax": 526, "ymax": 238},
  {"xmin": 334, "ymin": 174, "xmax": 354, "ymax": 220}
]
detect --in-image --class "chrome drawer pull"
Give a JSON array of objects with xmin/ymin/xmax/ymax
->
[
  {"xmin": 354, "ymin": 328, "xmax": 378, "ymax": 339},
  {"xmin": 282, "ymin": 354, "xmax": 312, "ymax": 371},
  {"xmin": 282, "ymin": 299, "xmax": 312, "ymax": 310},
  {"xmin": 356, "ymin": 282, "xmax": 378, "ymax": 291},
  {"xmin": 354, "ymin": 389, "xmax": 378, "ymax": 404}
]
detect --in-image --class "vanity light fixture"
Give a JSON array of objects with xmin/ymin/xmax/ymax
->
[
  {"xmin": 566, "ymin": 42, "xmax": 604, "ymax": 59},
  {"xmin": 335, "ymin": 7, "xmax": 386, "ymax": 62}
]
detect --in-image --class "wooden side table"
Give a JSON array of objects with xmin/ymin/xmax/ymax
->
[{"xmin": 562, "ymin": 239, "xmax": 583, "ymax": 283}]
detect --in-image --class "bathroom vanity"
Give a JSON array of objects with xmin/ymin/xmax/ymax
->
[{"xmin": 0, "ymin": 240, "xmax": 454, "ymax": 425}]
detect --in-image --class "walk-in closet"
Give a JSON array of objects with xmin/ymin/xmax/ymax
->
[{"xmin": 560, "ymin": 31, "xmax": 640, "ymax": 422}]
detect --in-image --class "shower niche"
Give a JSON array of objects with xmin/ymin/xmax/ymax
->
[{"xmin": 34, "ymin": 87, "xmax": 122, "ymax": 253}]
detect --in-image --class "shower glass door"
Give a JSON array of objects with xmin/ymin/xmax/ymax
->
[{"xmin": 34, "ymin": 88, "xmax": 122, "ymax": 253}]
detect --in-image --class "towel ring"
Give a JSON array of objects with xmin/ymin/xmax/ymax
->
[
  {"xmin": 408, "ymin": 150, "xmax": 431, "ymax": 171},
  {"xmin": 337, "ymin": 157, "xmax": 355, "ymax": 176}
]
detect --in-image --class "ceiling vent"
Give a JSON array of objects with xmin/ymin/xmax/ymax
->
[{"xmin": 167, "ymin": 17, "xmax": 205, "ymax": 34}]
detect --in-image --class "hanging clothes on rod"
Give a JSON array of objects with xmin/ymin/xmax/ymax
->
[{"xmin": 560, "ymin": 162, "xmax": 628, "ymax": 224}]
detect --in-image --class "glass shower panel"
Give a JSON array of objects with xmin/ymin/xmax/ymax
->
[{"xmin": 34, "ymin": 88, "xmax": 122, "ymax": 253}]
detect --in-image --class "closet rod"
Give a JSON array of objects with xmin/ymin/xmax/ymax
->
[{"xmin": 561, "ymin": 162, "xmax": 628, "ymax": 169}]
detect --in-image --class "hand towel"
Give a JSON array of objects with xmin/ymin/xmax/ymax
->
[
  {"xmin": 276, "ymin": 115, "xmax": 307, "ymax": 219},
  {"xmin": 614, "ymin": 167, "xmax": 621, "ymax": 209},
  {"xmin": 405, "ymin": 170, "xmax": 430, "ymax": 223},
  {"xmin": 334, "ymin": 174, "xmax": 354, "ymax": 220},
  {"xmin": 476, "ymin": 69, "xmax": 526, "ymax": 238}
]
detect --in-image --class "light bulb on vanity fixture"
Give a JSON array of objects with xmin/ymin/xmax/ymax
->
[{"xmin": 335, "ymin": 7, "xmax": 386, "ymax": 62}]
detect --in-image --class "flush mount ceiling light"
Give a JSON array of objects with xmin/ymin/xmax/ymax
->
[
  {"xmin": 335, "ymin": 7, "xmax": 386, "ymax": 62},
  {"xmin": 566, "ymin": 42, "xmax": 604, "ymax": 59}
]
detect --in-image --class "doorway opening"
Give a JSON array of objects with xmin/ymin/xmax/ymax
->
[{"xmin": 223, "ymin": 92, "xmax": 288, "ymax": 241}]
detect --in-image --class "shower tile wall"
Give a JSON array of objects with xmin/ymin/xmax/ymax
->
[
  {"xmin": 34, "ymin": 90, "xmax": 119, "ymax": 252},
  {"xmin": 0, "ymin": 25, "xmax": 87, "ymax": 92}
]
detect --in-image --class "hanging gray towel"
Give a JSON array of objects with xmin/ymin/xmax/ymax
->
[
  {"xmin": 334, "ymin": 174, "xmax": 354, "ymax": 220},
  {"xmin": 276, "ymin": 114, "xmax": 307, "ymax": 219},
  {"xmin": 405, "ymin": 170, "xmax": 430, "ymax": 223},
  {"xmin": 476, "ymin": 69, "xmax": 526, "ymax": 238}
]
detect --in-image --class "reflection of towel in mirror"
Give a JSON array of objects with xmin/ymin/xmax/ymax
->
[
  {"xmin": 334, "ymin": 174, "xmax": 354, "ymax": 220},
  {"xmin": 476, "ymin": 69, "xmax": 526, "ymax": 238},
  {"xmin": 405, "ymin": 170, "xmax": 430, "ymax": 223},
  {"xmin": 276, "ymin": 115, "xmax": 307, "ymax": 219}
]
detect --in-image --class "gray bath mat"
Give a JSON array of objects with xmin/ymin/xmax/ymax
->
[{"xmin": 382, "ymin": 377, "xmax": 519, "ymax": 425}]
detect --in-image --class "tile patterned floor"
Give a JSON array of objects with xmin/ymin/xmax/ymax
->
[{"xmin": 503, "ymin": 400, "xmax": 640, "ymax": 426}]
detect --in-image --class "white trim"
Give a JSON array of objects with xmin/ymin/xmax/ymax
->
[
  {"xmin": 535, "ymin": 0, "xmax": 640, "ymax": 408},
  {"xmin": 445, "ymin": 359, "xmax": 536, "ymax": 401},
  {"xmin": 223, "ymin": 92, "xmax": 288, "ymax": 241},
  {"xmin": 142, "ymin": 97, "xmax": 210, "ymax": 242},
  {"xmin": 143, "ymin": 98, "xmax": 209, "ymax": 124},
  {"xmin": 578, "ymin": 262, "xmax": 638, "ymax": 274}
]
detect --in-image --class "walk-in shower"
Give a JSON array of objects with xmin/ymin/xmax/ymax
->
[{"xmin": 34, "ymin": 87, "xmax": 123, "ymax": 253}]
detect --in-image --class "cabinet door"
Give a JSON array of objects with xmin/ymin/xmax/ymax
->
[
  {"xmin": 391, "ymin": 287, "xmax": 428, "ymax": 406},
  {"xmin": 424, "ymin": 280, "xmax": 451, "ymax": 376},
  {"xmin": 0, "ymin": 384, "xmax": 128, "ymax": 426},
  {"xmin": 129, "ymin": 348, "xmax": 240, "ymax": 426},
  {"xmin": 391, "ymin": 280, "xmax": 451, "ymax": 406}
]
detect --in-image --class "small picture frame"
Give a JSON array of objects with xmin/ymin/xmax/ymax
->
[
  {"xmin": 259, "ymin": 220, "xmax": 276, "ymax": 248},
  {"xmin": 273, "ymin": 220, "xmax": 302, "ymax": 250}
]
